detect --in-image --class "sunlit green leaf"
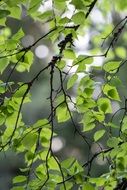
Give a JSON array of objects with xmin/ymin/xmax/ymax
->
[
  {"xmin": 103, "ymin": 84, "xmax": 120, "ymax": 101},
  {"xmin": 13, "ymin": 175, "xmax": 27, "ymax": 184},
  {"xmin": 9, "ymin": 6, "xmax": 21, "ymax": 19},
  {"xmin": 81, "ymin": 111, "xmax": 96, "ymax": 131},
  {"xmin": 72, "ymin": 11, "xmax": 85, "ymax": 24},
  {"xmin": 63, "ymin": 48, "xmax": 76, "ymax": 59},
  {"xmin": 58, "ymin": 17, "xmax": 70, "ymax": 25},
  {"xmin": 76, "ymin": 62, "xmax": 86, "ymax": 72},
  {"xmin": 121, "ymin": 116, "xmax": 127, "ymax": 132},
  {"xmin": 12, "ymin": 28, "xmax": 24, "ymax": 40},
  {"xmin": 40, "ymin": 128, "xmax": 51, "ymax": 147},
  {"xmin": 56, "ymin": 103, "xmax": 70, "ymax": 122},
  {"xmin": 67, "ymin": 74, "xmax": 78, "ymax": 89},
  {"xmin": 115, "ymin": 47, "xmax": 126, "ymax": 58},
  {"xmin": 97, "ymin": 98, "xmax": 112, "ymax": 113},
  {"xmin": 103, "ymin": 61, "xmax": 121, "ymax": 73},
  {"xmin": 93, "ymin": 111, "xmax": 105, "ymax": 122},
  {"xmin": 14, "ymin": 85, "xmax": 28, "ymax": 98},
  {"xmin": 82, "ymin": 182, "xmax": 94, "ymax": 190},
  {"xmin": 90, "ymin": 177, "xmax": 106, "ymax": 186},
  {"xmin": 37, "ymin": 10, "xmax": 53, "ymax": 21},
  {"xmin": 0, "ymin": 113, "xmax": 5, "ymax": 125},
  {"xmin": 57, "ymin": 60, "xmax": 66, "ymax": 69},
  {"xmin": 22, "ymin": 132, "xmax": 38, "ymax": 150},
  {"xmin": 33, "ymin": 119, "xmax": 49, "ymax": 128},
  {"xmin": 94, "ymin": 129, "xmax": 105, "ymax": 142}
]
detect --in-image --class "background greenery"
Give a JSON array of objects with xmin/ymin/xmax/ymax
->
[{"xmin": 0, "ymin": 0, "xmax": 127, "ymax": 189}]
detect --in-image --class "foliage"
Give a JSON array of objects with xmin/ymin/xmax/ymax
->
[{"xmin": 0, "ymin": 0, "xmax": 127, "ymax": 189}]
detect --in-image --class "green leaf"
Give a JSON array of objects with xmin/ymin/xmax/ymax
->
[
  {"xmin": 54, "ymin": 0, "xmax": 66, "ymax": 10},
  {"xmin": 48, "ymin": 157, "xmax": 60, "ymax": 170},
  {"xmin": 82, "ymin": 182, "xmax": 94, "ymax": 190},
  {"xmin": 67, "ymin": 74, "xmax": 78, "ymax": 89},
  {"xmin": 33, "ymin": 119, "xmax": 49, "ymax": 128},
  {"xmin": 93, "ymin": 111, "xmax": 105, "ymax": 122},
  {"xmin": 61, "ymin": 157, "xmax": 75, "ymax": 169},
  {"xmin": 94, "ymin": 129, "xmax": 105, "ymax": 142},
  {"xmin": 107, "ymin": 137, "xmax": 120, "ymax": 148},
  {"xmin": 83, "ymin": 57, "xmax": 93, "ymax": 65},
  {"xmin": 35, "ymin": 164, "xmax": 47, "ymax": 180},
  {"xmin": 76, "ymin": 62, "xmax": 86, "ymax": 72},
  {"xmin": 71, "ymin": 0, "xmax": 85, "ymax": 9},
  {"xmin": 0, "ymin": 113, "xmax": 5, "ymax": 125},
  {"xmin": 61, "ymin": 158, "xmax": 83, "ymax": 175},
  {"xmin": 13, "ymin": 175, "xmax": 27, "ymax": 184},
  {"xmin": 0, "ymin": 81, "xmax": 13, "ymax": 87},
  {"xmin": 4, "ymin": 0, "xmax": 25, "ymax": 7},
  {"xmin": 8, "ymin": 6, "xmax": 21, "ymax": 19},
  {"xmin": 69, "ymin": 160, "xmax": 83, "ymax": 175},
  {"xmin": 39, "ymin": 10, "xmax": 53, "ymax": 19},
  {"xmin": 11, "ymin": 186, "xmax": 25, "ymax": 190},
  {"xmin": 22, "ymin": 132, "xmax": 37, "ymax": 150},
  {"xmin": 63, "ymin": 49, "xmax": 76, "ymax": 59},
  {"xmin": 28, "ymin": 0, "xmax": 42, "ymax": 13},
  {"xmin": 122, "ymin": 116, "xmax": 127, "ymax": 132},
  {"xmin": 5, "ymin": 111, "xmax": 21, "ymax": 128},
  {"xmin": 110, "ymin": 76, "xmax": 122, "ymax": 87},
  {"xmin": 0, "ymin": 10, "xmax": 10, "ymax": 18},
  {"xmin": 83, "ymin": 122, "xmax": 95, "ymax": 131},
  {"xmin": 56, "ymin": 103, "xmax": 70, "ymax": 122},
  {"xmin": 58, "ymin": 17, "xmax": 70, "ymax": 25},
  {"xmin": 90, "ymin": 177, "xmax": 106, "ymax": 186},
  {"xmin": 0, "ymin": 58, "xmax": 9, "ymax": 74},
  {"xmin": 40, "ymin": 128, "xmax": 51, "ymax": 147},
  {"xmin": 115, "ymin": 47, "xmax": 126, "ymax": 58},
  {"xmin": 12, "ymin": 28, "xmax": 24, "ymax": 41},
  {"xmin": 57, "ymin": 60, "xmax": 66, "ymax": 69},
  {"xmin": 75, "ymin": 56, "xmax": 93, "ymax": 65},
  {"xmin": 72, "ymin": 11, "xmax": 85, "ymax": 24},
  {"xmin": 16, "ymin": 51, "xmax": 34, "ymax": 72},
  {"xmin": 103, "ymin": 61, "xmax": 121, "ymax": 73},
  {"xmin": 76, "ymin": 97, "xmax": 96, "ymax": 112},
  {"xmin": 103, "ymin": 84, "xmax": 120, "ymax": 101},
  {"xmin": 60, "ymin": 182, "xmax": 73, "ymax": 190},
  {"xmin": 0, "ymin": 18, "xmax": 6, "ymax": 26},
  {"xmin": 82, "ymin": 111, "xmax": 95, "ymax": 131},
  {"xmin": 14, "ymin": 85, "xmax": 28, "ymax": 98},
  {"xmin": 97, "ymin": 98, "xmax": 112, "ymax": 113},
  {"xmin": 106, "ymin": 122, "xmax": 119, "ymax": 129}
]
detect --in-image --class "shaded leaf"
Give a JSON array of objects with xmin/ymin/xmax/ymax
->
[
  {"xmin": 0, "ymin": 10, "xmax": 10, "ymax": 18},
  {"xmin": 107, "ymin": 137, "xmax": 120, "ymax": 148}
]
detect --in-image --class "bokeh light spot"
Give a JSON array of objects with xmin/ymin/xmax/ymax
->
[
  {"xmin": 35, "ymin": 45, "xmax": 49, "ymax": 59},
  {"xmin": 51, "ymin": 137, "xmax": 65, "ymax": 152}
]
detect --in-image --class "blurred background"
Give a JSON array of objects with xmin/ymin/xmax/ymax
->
[{"xmin": 1, "ymin": 0, "xmax": 127, "ymax": 189}]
